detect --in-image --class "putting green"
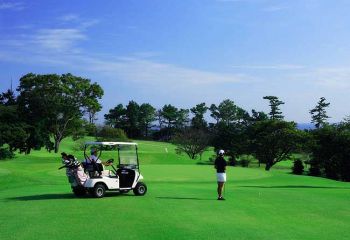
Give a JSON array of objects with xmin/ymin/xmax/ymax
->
[{"xmin": 0, "ymin": 139, "xmax": 349, "ymax": 240}]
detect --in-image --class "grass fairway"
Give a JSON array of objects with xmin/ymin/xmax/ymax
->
[{"xmin": 0, "ymin": 139, "xmax": 350, "ymax": 240}]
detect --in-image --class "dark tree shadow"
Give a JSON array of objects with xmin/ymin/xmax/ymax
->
[
  {"xmin": 239, "ymin": 185, "xmax": 350, "ymax": 189},
  {"xmin": 7, "ymin": 193, "xmax": 77, "ymax": 201},
  {"xmin": 7, "ymin": 192, "xmax": 133, "ymax": 201},
  {"xmin": 156, "ymin": 196, "xmax": 214, "ymax": 201}
]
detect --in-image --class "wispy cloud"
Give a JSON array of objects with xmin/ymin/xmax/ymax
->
[
  {"xmin": 4, "ymin": 14, "xmax": 100, "ymax": 53},
  {"xmin": 262, "ymin": 5, "xmax": 289, "ymax": 12},
  {"xmin": 295, "ymin": 67, "xmax": 350, "ymax": 90},
  {"xmin": 33, "ymin": 28, "xmax": 87, "ymax": 52},
  {"xmin": 231, "ymin": 64, "xmax": 305, "ymax": 70},
  {"xmin": 0, "ymin": 26, "xmax": 251, "ymax": 87},
  {"xmin": 84, "ymin": 57, "xmax": 249, "ymax": 86},
  {"xmin": 57, "ymin": 14, "xmax": 100, "ymax": 29},
  {"xmin": 58, "ymin": 14, "xmax": 80, "ymax": 22},
  {"xmin": 0, "ymin": 1, "xmax": 25, "ymax": 10}
]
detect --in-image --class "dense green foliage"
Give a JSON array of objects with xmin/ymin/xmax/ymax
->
[
  {"xmin": 104, "ymin": 101, "xmax": 156, "ymax": 139},
  {"xmin": 309, "ymin": 124, "xmax": 350, "ymax": 181},
  {"xmin": 249, "ymin": 120, "xmax": 307, "ymax": 170},
  {"xmin": 96, "ymin": 126, "xmax": 128, "ymax": 142},
  {"xmin": 16, "ymin": 73, "xmax": 103, "ymax": 153}
]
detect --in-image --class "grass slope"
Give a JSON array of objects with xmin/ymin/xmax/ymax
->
[{"xmin": 0, "ymin": 138, "xmax": 349, "ymax": 240}]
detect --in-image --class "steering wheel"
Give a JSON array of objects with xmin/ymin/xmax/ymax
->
[{"xmin": 106, "ymin": 158, "xmax": 114, "ymax": 164}]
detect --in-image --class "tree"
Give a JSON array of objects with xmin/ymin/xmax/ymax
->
[
  {"xmin": 0, "ymin": 90, "xmax": 29, "ymax": 156},
  {"xmin": 308, "ymin": 123, "xmax": 350, "ymax": 181},
  {"xmin": 17, "ymin": 73, "xmax": 104, "ymax": 153},
  {"xmin": 139, "ymin": 103, "xmax": 156, "ymax": 137},
  {"xmin": 175, "ymin": 108, "xmax": 190, "ymax": 129},
  {"xmin": 160, "ymin": 104, "xmax": 178, "ymax": 128},
  {"xmin": 0, "ymin": 89, "xmax": 16, "ymax": 106},
  {"xmin": 310, "ymin": 97, "xmax": 330, "ymax": 129},
  {"xmin": 250, "ymin": 120, "xmax": 306, "ymax": 170},
  {"xmin": 190, "ymin": 103, "xmax": 208, "ymax": 129},
  {"xmin": 125, "ymin": 101, "xmax": 140, "ymax": 138},
  {"xmin": 211, "ymin": 121, "xmax": 249, "ymax": 163},
  {"xmin": 250, "ymin": 109, "xmax": 268, "ymax": 122},
  {"xmin": 210, "ymin": 99, "xmax": 247, "ymax": 125},
  {"xmin": 105, "ymin": 102, "xmax": 155, "ymax": 138},
  {"xmin": 155, "ymin": 105, "xmax": 190, "ymax": 140},
  {"xmin": 172, "ymin": 128, "xmax": 210, "ymax": 160},
  {"xmin": 209, "ymin": 99, "xmax": 250, "ymax": 162},
  {"xmin": 0, "ymin": 105, "xmax": 28, "ymax": 154},
  {"xmin": 104, "ymin": 104, "xmax": 127, "ymax": 129},
  {"xmin": 84, "ymin": 83, "xmax": 104, "ymax": 124},
  {"xmin": 263, "ymin": 96, "xmax": 285, "ymax": 120}
]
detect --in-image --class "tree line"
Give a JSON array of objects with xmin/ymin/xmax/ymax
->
[{"xmin": 1, "ymin": 73, "xmax": 349, "ymax": 182}]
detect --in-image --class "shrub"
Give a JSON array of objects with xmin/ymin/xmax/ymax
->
[
  {"xmin": 85, "ymin": 123, "xmax": 97, "ymax": 136},
  {"xmin": 96, "ymin": 126, "xmax": 128, "ymax": 142},
  {"xmin": 292, "ymin": 159, "xmax": 304, "ymax": 175},
  {"xmin": 238, "ymin": 155, "xmax": 252, "ymax": 167},
  {"xmin": 228, "ymin": 157, "xmax": 237, "ymax": 166},
  {"xmin": 308, "ymin": 165, "xmax": 321, "ymax": 176},
  {"xmin": 0, "ymin": 147, "xmax": 15, "ymax": 160},
  {"xmin": 72, "ymin": 139, "xmax": 87, "ymax": 152},
  {"xmin": 239, "ymin": 159, "xmax": 250, "ymax": 167}
]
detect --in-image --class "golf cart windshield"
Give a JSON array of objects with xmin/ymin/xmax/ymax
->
[{"xmin": 118, "ymin": 144, "xmax": 138, "ymax": 169}]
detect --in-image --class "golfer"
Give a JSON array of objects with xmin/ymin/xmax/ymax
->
[
  {"xmin": 214, "ymin": 150, "xmax": 227, "ymax": 200},
  {"xmin": 86, "ymin": 148, "xmax": 103, "ymax": 177}
]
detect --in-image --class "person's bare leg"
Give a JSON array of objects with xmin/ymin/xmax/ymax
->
[{"xmin": 217, "ymin": 182, "xmax": 224, "ymax": 198}]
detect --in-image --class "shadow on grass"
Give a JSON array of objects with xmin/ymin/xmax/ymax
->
[
  {"xmin": 239, "ymin": 185, "xmax": 350, "ymax": 189},
  {"xmin": 7, "ymin": 193, "xmax": 77, "ymax": 201},
  {"xmin": 7, "ymin": 192, "xmax": 132, "ymax": 201},
  {"xmin": 156, "ymin": 196, "xmax": 214, "ymax": 201}
]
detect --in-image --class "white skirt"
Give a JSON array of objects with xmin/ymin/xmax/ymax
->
[{"xmin": 216, "ymin": 173, "xmax": 226, "ymax": 182}]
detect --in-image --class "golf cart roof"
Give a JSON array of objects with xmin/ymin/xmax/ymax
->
[{"xmin": 84, "ymin": 141, "xmax": 137, "ymax": 146}]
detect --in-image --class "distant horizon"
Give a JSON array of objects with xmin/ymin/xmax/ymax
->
[{"xmin": 1, "ymin": 0, "xmax": 350, "ymax": 122}]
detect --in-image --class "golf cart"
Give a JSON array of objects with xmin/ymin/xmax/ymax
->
[{"xmin": 59, "ymin": 142, "xmax": 147, "ymax": 198}]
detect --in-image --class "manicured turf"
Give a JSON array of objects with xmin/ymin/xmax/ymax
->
[{"xmin": 0, "ymin": 139, "xmax": 349, "ymax": 240}]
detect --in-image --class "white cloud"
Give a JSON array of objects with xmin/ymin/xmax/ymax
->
[
  {"xmin": 33, "ymin": 28, "xmax": 87, "ymax": 52},
  {"xmin": 231, "ymin": 64, "xmax": 305, "ymax": 70},
  {"xmin": 0, "ymin": 1, "xmax": 25, "ymax": 10},
  {"xmin": 83, "ymin": 57, "xmax": 249, "ymax": 86}
]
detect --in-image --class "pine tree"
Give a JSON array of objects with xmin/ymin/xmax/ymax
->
[
  {"xmin": 263, "ymin": 96, "xmax": 285, "ymax": 120},
  {"xmin": 310, "ymin": 97, "xmax": 330, "ymax": 128}
]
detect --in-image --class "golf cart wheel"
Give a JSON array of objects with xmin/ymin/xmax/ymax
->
[
  {"xmin": 93, "ymin": 183, "xmax": 106, "ymax": 198},
  {"xmin": 72, "ymin": 186, "xmax": 86, "ymax": 197},
  {"xmin": 133, "ymin": 182, "xmax": 147, "ymax": 196}
]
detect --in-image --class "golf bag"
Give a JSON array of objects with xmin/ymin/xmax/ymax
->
[{"xmin": 59, "ymin": 156, "xmax": 88, "ymax": 186}]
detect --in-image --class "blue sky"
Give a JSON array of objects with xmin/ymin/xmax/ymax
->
[{"xmin": 1, "ymin": 0, "xmax": 350, "ymax": 123}]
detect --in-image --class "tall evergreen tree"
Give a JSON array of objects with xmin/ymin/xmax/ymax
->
[
  {"xmin": 310, "ymin": 97, "xmax": 330, "ymax": 129},
  {"xmin": 190, "ymin": 103, "xmax": 208, "ymax": 130},
  {"xmin": 263, "ymin": 96, "xmax": 285, "ymax": 120},
  {"xmin": 139, "ymin": 103, "xmax": 156, "ymax": 137}
]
